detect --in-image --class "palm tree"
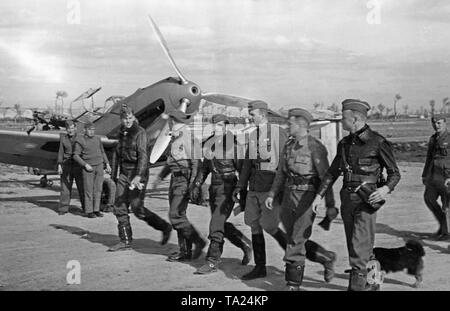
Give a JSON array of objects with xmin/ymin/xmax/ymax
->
[
  {"xmin": 393, "ymin": 94, "xmax": 402, "ymax": 120},
  {"xmin": 430, "ymin": 100, "xmax": 435, "ymax": 117},
  {"xmin": 13, "ymin": 103, "xmax": 21, "ymax": 122},
  {"xmin": 377, "ymin": 103, "xmax": 385, "ymax": 118}
]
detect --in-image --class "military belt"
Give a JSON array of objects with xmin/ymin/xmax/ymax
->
[
  {"xmin": 343, "ymin": 174, "xmax": 378, "ymax": 184},
  {"xmin": 172, "ymin": 171, "xmax": 190, "ymax": 178}
]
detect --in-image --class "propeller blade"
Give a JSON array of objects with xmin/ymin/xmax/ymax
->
[
  {"xmin": 149, "ymin": 119, "xmax": 188, "ymax": 164},
  {"xmin": 201, "ymin": 93, "xmax": 253, "ymax": 108},
  {"xmin": 147, "ymin": 14, "xmax": 188, "ymax": 84}
]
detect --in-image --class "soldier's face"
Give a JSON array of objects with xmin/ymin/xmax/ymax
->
[
  {"xmin": 289, "ymin": 117, "xmax": 309, "ymax": 136},
  {"xmin": 66, "ymin": 124, "xmax": 76, "ymax": 136},
  {"xmin": 250, "ymin": 109, "xmax": 265, "ymax": 126},
  {"xmin": 434, "ymin": 119, "xmax": 446, "ymax": 133},
  {"xmin": 121, "ymin": 114, "xmax": 135, "ymax": 129},
  {"xmin": 85, "ymin": 127, "xmax": 95, "ymax": 137},
  {"xmin": 342, "ymin": 110, "xmax": 356, "ymax": 132},
  {"xmin": 213, "ymin": 121, "xmax": 226, "ymax": 134}
]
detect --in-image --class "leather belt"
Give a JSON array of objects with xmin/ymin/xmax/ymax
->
[
  {"xmin": 172, "ymin": 171, "xmax": 189, "ymax": 177},
  {"xmin": 343, "ymin": 174, "xmax": 378, "ymax": 184}
]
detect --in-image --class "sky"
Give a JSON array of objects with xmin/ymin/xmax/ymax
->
[{"xmin": 0, "ymin": 0, "xmax": 449, "ymax": 113}]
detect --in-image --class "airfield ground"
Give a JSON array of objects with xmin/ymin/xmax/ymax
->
[{"xmin": 1, "ymin": 119, "xmax": 449, "ymax": 291}]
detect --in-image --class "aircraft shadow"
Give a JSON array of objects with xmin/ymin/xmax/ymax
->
[{"xmin": 376, "ymin": 223, "xmax": 450, "ymax": 254}]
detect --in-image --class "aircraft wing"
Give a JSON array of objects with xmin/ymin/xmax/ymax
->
[{"xmin": 0, "ymin": 130, "xmax": 118, "ymax": 171}]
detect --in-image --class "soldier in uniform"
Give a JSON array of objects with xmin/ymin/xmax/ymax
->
[
  {"xmin": 265, "ymin": 108, "xmax": 337, "ymax": 290},
  {"xmin": 422, "ymin": 115, "xmax": 450, "ymax": 240},
  {"xmin": 154, "ymin": 123, "xmax": 207, "ymax": 262},
  {"xmin": 57, "ymin": 120, "xmax": 84, "ymax": 215},
  {"xmin": 232, "ymin": 100, "xmax": 290, "ymax": 280},
  {"xmin": 190, "ymin": 114, "xmax": 252, "ymax": 274},
  {"xmin": 73, "ymin": 121, "xmax": 111, "ymax": 218},
  {"xmin": 108, "ymin": 106, "xmax": 172, "ymax": 251},
  {"xmin": 312, "ymin": 99, "xmax": 401, "ymax": 291}
]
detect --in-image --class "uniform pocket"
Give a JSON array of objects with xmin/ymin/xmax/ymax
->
[{"xmin": 293, "ymin": 154, "xmax": 312, "ymax": 175}]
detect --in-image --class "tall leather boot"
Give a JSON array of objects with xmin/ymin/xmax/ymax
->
[
  {"xmin": 142, "ymin": 211, "xmax": 172, "ymax": 245},
  {"xmin": 305, "ymin": 240, "xmax": 337, "ymax": 283},
  {"xmin": 348, "ymin": 269, "xmax": 369, "ymax": 291},
  {"xmin": 186, "ymin": 226, "xmax": 207, "ymax": 260},
  {"xmin": 167, "ymin": 230, "xmax": 192, "ymax": 262},
  {"xmin": 195, "ymin": 241, "xmax": 222, "ymax": 274},
  {"xmin": 285, "ymin": 263, "xmax": 305, "ymax": 291},
  {"xmin": 241, "ymin": 234, "xmax": 267, "ymax": 280},
  {"xmin": 108, "ymin": 225, "xmax": 132, "ymax": 252},
  {"xmin": 271, "ymin": 229, "xmax": 288, "ymax": 250},
  {"xmin": 224, "ymin": 222, "xmax": 252, "ymax": 265}
]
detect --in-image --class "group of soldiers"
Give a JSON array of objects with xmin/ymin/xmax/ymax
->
[{"xmin": 57, "ymin": 97, "xmax": 450, "ymax": 291}]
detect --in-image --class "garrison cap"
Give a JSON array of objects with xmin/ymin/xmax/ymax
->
[
  {"xmin": 211, "ymin": 114, "xmax": 228, "ymax": 124},
  {"xmin": 342, "ymin": 99, "xmax": 371, "ymax": 116},
  {"xmin": 432, "ymin": 114, "xmax": 446, "ymax": 122},
  {"xmin": 120, "ymin": 104, "xmax": 134, "ymax": 118},
  {"xmin": 84, "ymin": 121, "xmax": 95, "ymax": 129},
  {"xmin": 288, "ymin": 108, "xmax": 313, "ymax": 124},
  {"xmin": 248, "ymin": 100, "xmax": 268, "ymax": 112}
]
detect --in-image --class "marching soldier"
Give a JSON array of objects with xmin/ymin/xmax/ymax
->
[
  {"xmin": 423, "ymin": 115, "xmax": 450, "ymax": 240},
  {"xmin": 265, "ymin": 108, "xmax": 337, "ymax": 291},
  {"xmin": 232, "ymin": 100, "xmax": 290, "ymax": 280},
  {"xmin": 57, "ymin": 120, "xmax": 84, "ymax": 215},
  {"xmin": 190, "ymin": 114, "xmax": 252, "ymax": 274},
  {"xmin": 154, "ymin": 122, "xmax": 207, "ymax": 262},
  {"xmin": 312, "ymin": 99, "xmax": 401, "ymax": 291},
  {"xmin": 108, "ymin": 106, "xmax": 172, "ymax": 251},
  {"xmin": 73, "ymin": 121, "xmax": 111, "ymax": 218}
]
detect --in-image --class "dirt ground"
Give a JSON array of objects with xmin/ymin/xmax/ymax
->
[{"xmin": 0, "ymin": 162, "xmax": 449, "ymax": 291}]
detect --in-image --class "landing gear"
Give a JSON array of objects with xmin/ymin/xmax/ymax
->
[{"xmin": 40, "ymin": 175, "xmax": 53, "ymax": 187}]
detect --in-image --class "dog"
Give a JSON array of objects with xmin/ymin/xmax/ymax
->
[{"xmin": 373, "ymin": 239, "xmax": 425, "ymax": 288}]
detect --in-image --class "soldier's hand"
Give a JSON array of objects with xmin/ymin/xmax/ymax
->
[
  {"xmin": 105, "ymin": 164, "xmax": 112, "ymax": 174},
  {"xmin": 326, "ymin": 207, "xmax": 339, "ymax": 220},
  {"xmin": 131, "ymin": 176, "xmax": 143, "ymax": 190},
  {"xmin": 312, "ymin": 196, "xmax": 323, "ymax": 214},
  {"xmin": 445, "ymin": 179, "xmax": 450, "ymax": 188},
  {"xmin": 57, "ymin": 164, "xmax": 63, "ymax": 175},
  {"xmin": 265, "ymin": 197, "xmax": 274, "ymax": 210},
  {"xmin": 85, "ymin": 164, "xmax": 93, "ymax": 172},
  {"xmin": 232, "ymin": 187, "xmax": 241, "ymax": 203},
  {"xmin": 368, "ymin": 185, "xmax": 389, "ymax": 204},
  {"xmin": 190, "ymin": 186, "xmax": 201, "ymax": 204}
]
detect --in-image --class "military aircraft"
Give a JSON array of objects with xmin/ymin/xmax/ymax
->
[{"xmin": 0, "ymin": 14, "xmax": 329, "ymax": 188}]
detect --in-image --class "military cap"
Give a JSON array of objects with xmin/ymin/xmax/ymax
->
[
  {"xmin": 211, "ymin": 114, "xmax": 228, "ymax": 124},
  {"xmin": 84, "ymin": 121, "xmax": 95, "ymax": 129},
  {"xmin": 432, "ymin": 114, "xmax": 446, "ymax": 122},
  {"xmin": 342, "ymin": 99, "xmax": 371, "ymax": 116},
  {"xmin": 120, "ymin": 104, "xmax": 134, "ymax": 118},
  {"xmin": 248, "ymin": 100, "xmax": 268, "ymax": 112},
  {"xmin": 288, "ymin": 108, "xmax": 313, "ymax": 124},
  {"xmin": 64, "ymin": 120, "xmax": 75, "ymax": 128}
]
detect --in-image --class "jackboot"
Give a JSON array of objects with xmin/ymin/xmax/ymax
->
[
  {"xmin": 167, "ymin": 230, "xmax": 192, "ymax": 262},
  {"xmin": 271, "ymin": 229, "xmax": 288, "ymax": 250},
  {"xmin": 108, "ymin": 225, "xmax": 132, "ymax": 252},
  {"xmin": 348, "ymin": 269, "xmax": 369, "ymax": 291},
  {"xmin": 142, "ymin": 212, "xmax": 172, "ymax": 245},
  {"xmin": 196, "ymin": 241, "xmax": 222, "ymax": 274},
  {"xmin": 187, "ymin": 226, "xmax": 207, "ymax": 260},
  {"xmin": 305, "ymin": 240, "xmax": 337, "ymax": 283},
  {"xmin": 285, "ymin": 263, "xmax": 305, "ymax": 291},
  {"xmin": 241, "ymin": 234, "xmax": 267, "ymax": 280},
  {"xmin": 224, "ymin": 222, "xmax": 252, "ymax": 265}
]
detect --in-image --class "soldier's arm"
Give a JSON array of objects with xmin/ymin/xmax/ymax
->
[
  {"xmin": 378, "ymin": 139, "xmax": 401, "ymax": 191},
  {"xmin": 316, "ymin": 141, "xmax": 343, "ymax": 198},
  {"xmin": 422, "ymin": 137, "xmax": 433, "ymax": 178},
  {"xmin": 268, "ymin": 145, "xmax": 287, "ymax": 198},
  {"xmin": 57, "ymin": 135, "xmax": 64, "ymax": 165},
  {"xmin": 110, "ymin": 144, "xmax": 119, "ymax": 181},
  {"xmin": 311, "ymin": 141, "xmax": 335, "ymax": 208},
  {"xmin": 135, "ymin": 131, "xmax": 148, "ymax": 178},
  {"xmin": 99, "ymin": 137, "xmax": 110, "ymax": 166},
  {"xmin": 158, "ymin": 164, "xmax": 171, "ymax": 180},
  {"xmin": 194, "ymin": 160, "xmax": 211, "ymax": 186},
  {"xmin": 189, "ymin": 159, "xmax": 200, "ymax": 186},
  {"xmin": 73, "ymin": 138, "xmax": 87, "ymax": 167}
]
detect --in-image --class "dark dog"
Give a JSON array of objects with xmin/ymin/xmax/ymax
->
[{"xmin": 373, "ymin": 240, "xmax": 425, "ymax": 288}]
